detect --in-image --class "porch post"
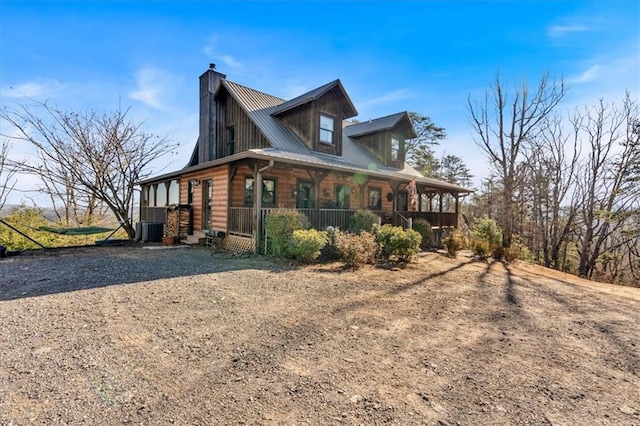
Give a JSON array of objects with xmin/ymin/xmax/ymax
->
[
  {"xmin": 389, "ymin": 181, "xmax": 400, "ymax": 225},
  {"xmin": 255, "ymin": 161, "xmax": 274, "ymax": 252},
  {"xmin": 438, "ymin": 190, "xmax": 444, "ymax": 243},
  {"xmin": 454, "ymin": 192, "xmax": 460, "ymax": 228}
]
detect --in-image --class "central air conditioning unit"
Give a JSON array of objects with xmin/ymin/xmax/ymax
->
[{"xmin": 135, "ymin": 221, "xmax": 164, "ymax": 242}]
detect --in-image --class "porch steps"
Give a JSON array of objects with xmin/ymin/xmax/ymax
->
[{"xmin": 181, "ymin": 230, "xmax": 207, "ymax": 245}]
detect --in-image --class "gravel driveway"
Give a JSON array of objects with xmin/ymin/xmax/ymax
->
[{"xmin": 1, "ymin": 245, "xmax": 639, "ymax": 425}]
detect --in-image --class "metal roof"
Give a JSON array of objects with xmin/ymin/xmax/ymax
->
[
  {"xmin": 143, "ymin": 78, "xmax": 471, "ymax": 194},
  {"xmin": 220, "ymin": 80, "xmax": 284, "ymax": 111},
  {"xmin": 344, "ymin": 111, "xmax": 417, "ymax": 138},
  {"xmin": 141, "ymin": 148, "xmax": 471, "ymax": 193},
  {"xmin": 270, "ymin": 79, "xmax": 357, "ymax": 118}
]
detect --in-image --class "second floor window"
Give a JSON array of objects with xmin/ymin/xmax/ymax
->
[
  {"xmin": 227, "ymin": 126, "xmax": 235, "ymax": 155},
  {"xmin": 391, "ymin": 137, "xmax": 400, "ymax": 161},
  {"xmin": 244, "ymin": 177, "xmax": 276, "ymax": 206},
  {"xmin": 319, "ymin": 114, "xmax": 334, "ymax": 145}
]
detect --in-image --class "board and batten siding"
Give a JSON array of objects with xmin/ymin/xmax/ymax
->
[{"xmin": 221, "ymin": 93, "xmax": 271, "ymax": 157}]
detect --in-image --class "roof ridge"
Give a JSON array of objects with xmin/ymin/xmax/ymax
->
[
  {"xmin": 224, "ymin": 79, "xmax": 286, "ymax": 103},
  {"xmin": 351, "ymin": 111, "xmax": 407, "ymax": 125}
]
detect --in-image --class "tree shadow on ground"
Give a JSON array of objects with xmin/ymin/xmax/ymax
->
[{"xmin": 0, "ymin": 245, "xmax": 295, "ymax": 301}]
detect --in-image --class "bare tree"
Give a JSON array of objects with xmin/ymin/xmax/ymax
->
[
  {"xmin": 468, "ymin": 72, "xmax": 566, "ymax": 247},
  {"xmin": 0, "ymin": 139, "xmax": 17, "ymax": 212},
  {"xmin": 0, "ymin": 101, "xmax": 177, "ymax": 238},
  {"xmin": 572, "ymin": 93, "xmax": 640, "ymax": 279},
  {"xmin": 524, "ymin": 114, "xmax": 581, "ymax": 268}
]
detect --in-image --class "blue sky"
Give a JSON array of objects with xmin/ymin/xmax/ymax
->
[{"xmin": 1, "ymin": 0, "xmax": 639, "ymax": 205}]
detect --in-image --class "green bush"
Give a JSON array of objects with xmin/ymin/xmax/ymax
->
[
  {"xmin": 443, "ymin": 230, "xmax": 465, "ymax": 257},
  {"xmin": 0, "ymin": 205, "xmax": 56, "ymax": 250},
  {"xmin": 348, "ymin": 210, "xmax": 378, "ymax": 234},
  {"xmin": 334, "ymin": 230, "xmax": 377, "ymax": 268},
  {"xmin": 290, "ymin": 229, "xmax": 328, "ymax": 263},
  {"xmin": 264, "ymin": 210, "xmax": 308, "ymax": 257},
  {"xmin": 473, "ymin": 239, "xmax": 491, "ymax": 260},
  {"xmin": 471, "ymin": 216, "xmax": 502, "ymax": 249},
  {"xmin": 412, "ymin": 219, "xmax": 433, "ymax": 249},
  {"xmin": 319, "ymin": 227, "xmax": 341, "ymax": 261},
  {"xmin": 374, "ymin": 224, "xmax": 422, "ymax": 263}
]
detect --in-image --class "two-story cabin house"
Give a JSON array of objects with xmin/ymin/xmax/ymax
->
[{"xmin": 139, "ymin": 64, "xmax": 471, "ymax": 252}]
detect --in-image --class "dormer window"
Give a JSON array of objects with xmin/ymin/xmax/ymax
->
[
  {"xmin": 391, "ymin": 137, "xmax": 400, "ymax": 161},
  {"xmin": 319, "ymin": 114, "xmax": 334, "ymax": 145}
]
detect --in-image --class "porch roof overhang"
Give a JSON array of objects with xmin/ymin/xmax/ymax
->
[{"xmin": 139, "ymin": 148, "xmax": 473, "ymax": 195}]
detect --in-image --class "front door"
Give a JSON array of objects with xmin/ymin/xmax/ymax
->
[
  {"xmin": 296, "ymin": 180, "xmax": 315, "ymax": 209},
  {"xmin": 203, "ymin": 179, "xmax": 212, "ymax": 230}
]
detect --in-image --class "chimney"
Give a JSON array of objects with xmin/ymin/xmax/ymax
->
[{"xmin": 198, "ymin": 63, "xmax": 226, "ymax": 163}]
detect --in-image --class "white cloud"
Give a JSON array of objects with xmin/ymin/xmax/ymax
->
[
  {"xmin": 358, "ymin": 89, "xmax": 414, "ymax": 109},
  {"xmin": 568, "ymin": 64, "xmax": 601, "ymax": 84},
  {"xmin": 0, "ymin": 79, "xmax": 65, "ymax": 99},
  {"xmin": 547, "ymin": 25, "xmax": 590, "ymax": 38},
  {"xmin": 128, "ymin": 66, "xmax": 174, "ymax": 110},
  {"xmin": 203, "ymin": 36, "xmax": 242, "ymax": 69}
]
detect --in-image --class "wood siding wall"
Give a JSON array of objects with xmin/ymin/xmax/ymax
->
[
  {"xmin": 220, "ymin": 93, "xmax": 271, "ymax": 157},
  {"xmin": 228, "ymin": 163, "xmax": 408, "ymax": 213},
  {"xmin": 276, "ymin": 102, "xmax": 313, "ymax": 150},
  {"xmin": 180, "ymin": 165, "xmax": 229, "ymax": 231},
  {"xmin": 352, "ymin": 130, "xmax": 405, "ymax": 168},
  {"xmin": 276, "ymin": 86, "xmax": 351, "ymax": 156}
]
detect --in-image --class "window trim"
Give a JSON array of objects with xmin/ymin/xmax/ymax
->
[
  {"xmin": 227, "ymin": 125, "xmax": 235, "ymax": 155},
  {"xmin": 391, "ymin": 136, "xmax": 401, "ymax": 162},
  {"xmin": 319, "ymin": 113, "xmax": 335, "ymax": 145},
  {"xmin": 244, "ymin": 176, "xmax": 277, "ymax": 207},
  {"xmin": 368, "ymin": 186, "xmax": 382, "ymax": 210},
  {"xmin": 334, "ymin": 183, "xmax": 351, "ymax": 209}
]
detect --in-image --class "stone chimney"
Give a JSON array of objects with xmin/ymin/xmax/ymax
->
[{"xmin": 198, "ymin": 63, "xmax": 226, "ymax": 163}]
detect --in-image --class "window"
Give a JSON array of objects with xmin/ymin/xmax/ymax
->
[
  {"xmin": 149, "ymin": 185, "xmax": 156, "ymax": 207},
  {"xmin": 334, "ymin": 184, "xmax": 351, "ymax": 209},
  {"xmin": 296, "ymin": 180, "xmax": 315, "ymax": 209},
  {"xmin": 227, "ymin": 126, "xmax": 235, "ymax": 155},
  {"xmin": 244, "ymin": 177, "xmax": 276, "ymax": 206},
  {"xmin": 156, "ymin": 182, "xmax": 167, "ymax": 206},
  {"xmin": 391, "ymin": 137, "xmax": 400, "ymax": 161},
  {"xmin": 368, "ymin": 187, "xmax": 381, "ymax": 210},
  {"xmin": 168, "ymin": 180, "xmax": 179, "ymax": 205},
  {"xmin": 319, "ymin": 114, "xmax": 334, "ymax": 145},
  {"xmin": 187, "ymin": 180, "xmax": 194, "ymax": 204},
  {"xmin": 141, "ymin": 186, "xmax": 149, "ymax": 207}
]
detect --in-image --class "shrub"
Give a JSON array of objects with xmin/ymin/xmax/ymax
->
[
  {"xmin": 319, "ymin": 227, "xmax": 341, "ymax": 261},
  {"xmin": 412, "ymin": 219, "xmax": 433, "ymax": 249},
  {"xmin": 502, "ymin": 245, "xmax": 521, "ymax": 262},
  {"xmin": 348, "ymin": 210, "xmax": 378, "ymax": 234},
  {"xmin": 264, "ymin": 210, "xmax": 308, "ymax": 257},
  {"xmin": 473, "ymin": 239, "xmax": 491, "ymax": 260},
  {"xmin": 492, "ymin": 245, "xmax": 504, "ymax": 260},
  {"xmin": 443, "ymin": 230, "xmax": 465, "ymax": 257},
  {"xmin": 374, "ymin": 224, "xmax": 422, "ymax": 263},
  {"xmin": 290, "ymin": 229, "xmax": 328, "ymax": 263},
  {"xmin": 334, "ymin": 230, "xmax": 377, "ymax": 268},
  {"xmin": 471, "ymin": 216, "xmax": 502, "ymax": 249}
]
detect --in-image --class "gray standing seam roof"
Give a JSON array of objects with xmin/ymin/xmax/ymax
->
[
  {"xmin": 206, "ymin": 79, "xmax": 472, "ymax": 193},
  {"xmin": 344, "ymin": 112, "xmax": 407, "ymax": 137}
]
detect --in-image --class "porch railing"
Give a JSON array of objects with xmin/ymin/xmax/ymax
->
[
  {"xmin": 228, "ymin": 207, "xmax": 254, "ymax": 237},
  {"xmin": 227, "ymin": 207, "xmax": 459, "ymax": 239}
]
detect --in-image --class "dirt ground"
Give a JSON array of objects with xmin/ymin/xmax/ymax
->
[{"xmin": 1, "ymin": 246, "xmax": 639, "ymax": 425}]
